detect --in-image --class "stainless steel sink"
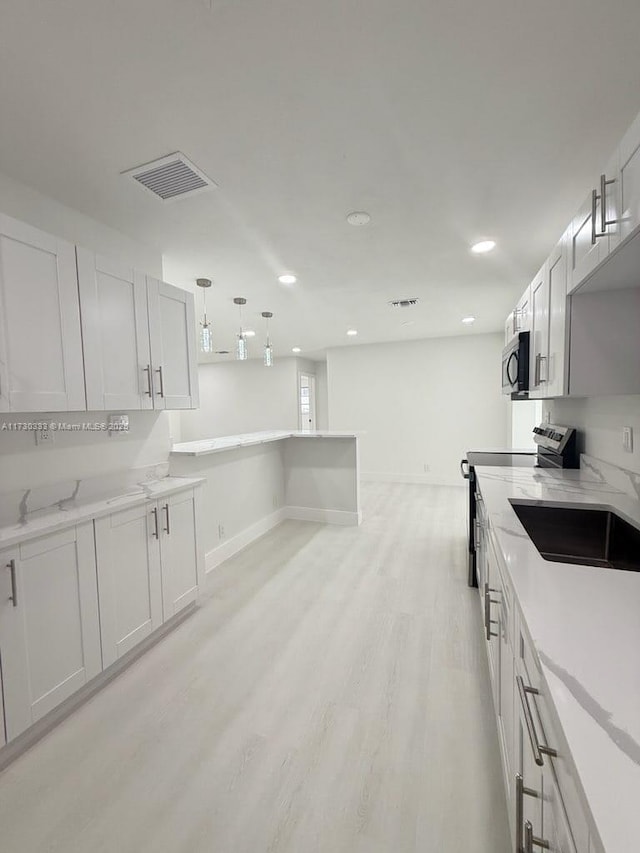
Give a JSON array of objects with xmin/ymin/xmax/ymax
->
[{"xmin": 509, "ymin": 501, "xmax": 640, "ymax": 572}]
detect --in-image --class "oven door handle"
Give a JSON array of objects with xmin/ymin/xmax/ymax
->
[{"xmin": 460, "ymin": 459, "xmax": 470, "ymax": 480}]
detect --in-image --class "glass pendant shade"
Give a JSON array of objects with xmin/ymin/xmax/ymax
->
[
  {"xmin": 234, "ymin": 297, "xmax": 248, "ymax": 360},
  {"xmin": 196, "ymin": 278, "xmax": 214, "ymax": 354},
  {"xmin": 262, "ymin": 311, "xmax": 274, "ymax": 367}
]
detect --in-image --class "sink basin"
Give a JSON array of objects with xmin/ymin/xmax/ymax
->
[{"xmin": 509, "ymin": 501, "xmax": 640, "ymax": 572}]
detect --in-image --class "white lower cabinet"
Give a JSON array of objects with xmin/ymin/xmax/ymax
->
[
  {"xmin": 0, "ymin": 524, "xmax": 102, "ymax": 741},
  {"xmin": 94, "ymin": 502, "xmax": 164, "ymax": 668},
  {"xmin": 95, "ymin": 488, "xmax": 200, "ymax": 668}
]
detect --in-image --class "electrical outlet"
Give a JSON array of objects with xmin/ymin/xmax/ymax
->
[
  {"xmin": 218, "ymin": 523, "xmax": 225, "ymax": 540},
  {"xmin": 35, "ymin": 425, "xmax": 53, "ymax": 445},
  {"xmin": 423, "ymin": 463, "xmax": 430, "ymax": 473},
  {"xmin": 622, "ymin": 426, "xmax": 634, "ymax": 453},
  {"xmin": 272, "ymin": 494, "xmax": 279, "ymax": 509}
]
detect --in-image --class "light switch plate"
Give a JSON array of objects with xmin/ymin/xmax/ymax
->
[{"xmin": 622, "ymin": 426, "xmax": 633, "ymax": 452}]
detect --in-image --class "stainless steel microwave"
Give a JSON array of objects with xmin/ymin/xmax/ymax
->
[{"xmin": 501, "ymin": 331, "xmax": 530, "ymax": 398}]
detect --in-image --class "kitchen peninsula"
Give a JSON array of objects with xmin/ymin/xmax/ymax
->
[{"xmin": 170, "ymin": 431, "xmax": 361, "ymax": 572}]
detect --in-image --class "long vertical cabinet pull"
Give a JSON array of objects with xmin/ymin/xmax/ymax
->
[
  {"xmin": 591, "ymin": 173, "xmax": 617, "ymax": 244},
  {"xmin": 516, "ymin": 774, "xmax": 540, "ymax": 853},
  {"xmin": 155, "ymin": 366, "xmax": 165, "ymax": 398},
  {"xmin": 6, "ymin": 559, "xmax": 17, "ymax": 607},
  {"xmin": 484, "ymin": 583, "xmax": 499, "ymax": 641},
  {"xmin": 144, "ymin": 365, "xmax": 153, "ymax": 397},
  {"xmin": 151, "ymin": 507, "xmax": 160, "ymax": 539},
  {"xmin": 516, "ymin": 675, "xmax": 558, "ymax": 766},
  {"xmin": 524, "ymin": 820, "xmax": 550, "ymax": 852},
  {"xmin": 163, "ymin": 503, "xmax": 170, "ymax": 535}
]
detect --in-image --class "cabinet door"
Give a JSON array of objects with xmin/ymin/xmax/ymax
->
[
  {"xmin": 546, "ymin": 237, "xmax": 569, "ymax": 399},
  {"xmin": 77, "ymin": 249, "xmax": 153, "ymax": 411},
  {"xmin": 542, "ymin": 765, "xmax": 578, "ymax": 853},
  {"xmin": 568, "ymin": 191, "xmax": 606, "ymax": 294},
  {"xmin": 0, "ymin": 526, "xmax": 102, "ymax": 741},
  {"xmin": 484, "ymin": 534, "xmax": 501, "ymax": 714},
  {"xmin": 95, "ymin": 503, "xmax": 163, "ymax": 668},
  {"xmin": 529, "ymin": 265, "xmax": 549, "ymax": 398},
  {"xmin": 159, "ymin": 489, "xmax": 200, "ymax": 618},
  {"xmin": 147, "ymin": 278, "xmax": 199, "ymax": 410},
  {"xmin": 514, "ymin": 287, "xmax": 532, "ymax": 334},
  {"xmin": 498, "ymin": 574, "xmax": 515, "ymax": 816},
  {"xmin": 0, "ymin": 214, "xmax": 85, "ymax": 412},
  {"xmin": 618, "ymin": 111, "xmax": 640, "ymax": 244}
]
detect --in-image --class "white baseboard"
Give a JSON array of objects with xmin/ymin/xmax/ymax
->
[
  {"xmin": 285, "ymin": 505, "xmax": 362, "ymax": 526},
  {"xmin": 205, "ymin": 508, "xmax": 286, "ymax": 573},
  {"xmin": 360, "ymin": 471, "xmax": 464, "ymax": 487},
  {"xmin": 204, "ymin": 504, "xmax": 361, "ymax": 573}
]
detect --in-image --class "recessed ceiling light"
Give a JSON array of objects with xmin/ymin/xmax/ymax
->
[
  {"xmin": 471, "ymin": 240, "xmax": 496, "ymax": 254},
  {"xmin": 347, "ymin": 329, "xmax": 358, "ymax": 336},
  {"xmin": 292, "ymin": 347, "xmax": 301, "ymax": 353},
  {"xmin": 462, "ymin": 316, "xmax": 476, "ymax": 325},
  {"xmin": 244, "ymin": 329, "xmax": 256, "ymax": 337},
  {"xmin": 278, "ymin": 273, "xmax": 297, "ymax": 284},
  {"xmin": 346, "ymin": 211, "xmax": 371, "ymax": 226}
]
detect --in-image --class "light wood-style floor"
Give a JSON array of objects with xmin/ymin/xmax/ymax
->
[{"xmin": 0, "ymin": 482, "xmax": 510, "ymax": 853}]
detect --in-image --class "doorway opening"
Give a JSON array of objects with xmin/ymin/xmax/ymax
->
[{"xmin": 298, "ymin": 373, "xmax": 317, "ymax": 431}]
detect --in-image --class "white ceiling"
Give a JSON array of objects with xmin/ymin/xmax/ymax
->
[{"xmin": 2, "ymin": 0, "xmax": 640, "ymax": 361}]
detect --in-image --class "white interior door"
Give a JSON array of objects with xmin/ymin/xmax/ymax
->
[
  {"xmin": 77, "ymin": 249, "xmax": 152, "ymax": 410},
  {"xmin": 147, "ymin": 278, "xmax": 199, "ymax": 410},
  {"xmin": 298, "ymin": 373, "xmax": 316, "ymax": 431},
  {"xmin": 0, "ymin": 214, "xmax": 85, "ymax": 412}
]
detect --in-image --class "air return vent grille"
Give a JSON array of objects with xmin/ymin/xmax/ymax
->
[
  {"xmin": 388, "ymin": 298, "xmax": 419, "ymax": 308},
  {"xmin": 122, "ymin": 153, "xmax": 216, "ymax": 202}
]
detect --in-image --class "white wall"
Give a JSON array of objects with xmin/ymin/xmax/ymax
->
[
  {"xmin": 327, "ymin": 334, "xmax": 508, "ymax": 486},
  {"xmin": 510, "ymin": 400, "xmax": 542, "ymax": 449},
  {"xmin": 178, "ymin": 358, "xmax": 300, "ymax": 441},
  {"xmin": 0, "ymin": 171, "xmax": 169, "ymax": 495},
  {"xmin": 544, "ymin": 395, "xmax": 640, "ymax": 474}
]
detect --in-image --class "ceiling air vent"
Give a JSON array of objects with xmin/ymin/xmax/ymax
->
[
  {"xmin": 122, "ymin": 153, "xmax": 217, "ymax": 202},
  {"xmin": 388, "ymin": 298, "xmax": 419, "ymax": 308}
]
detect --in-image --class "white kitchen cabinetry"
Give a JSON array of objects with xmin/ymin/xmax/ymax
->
[
  {"xmin": 77, "ymin": 250, "xmax": 153, "ymax": 411},
  {"xmin": 0, "ymin": 214, "xmax": 85, "ymax": 412},
  {"xmin": 619, "ymin": 111, "xmax": 640, "ymax": 244},
  {"xmin": 78, "ymin": 255, "xmax": 199, "ymax": 412},
  {"xmin": 158, "ymin": 489, "xmax": 200, "ymax": 618},
  {"xmin": 528, "ymin": 264, "xmax": 549, "ymax": 397},
  {"xmin": 95, "ymin": 487, "xmax": 199, "ymax": 667},
  {"xmin": 513, "ymin": 286, "xmax": 532, "ymax": 334},
  {"xmin": 0, "ymin": 526, "xmax": 102, "ymax": 742},
  {"xmin": 147, "ymin": 278, "xmax": 199, "ymax": 410},
  {"xmin": 568, "ymin": 190, "xmax": 606, "ymax": 295},
  {"xmin": 94, "ymin": 502, "xmax": 164, "ymax": 668}
]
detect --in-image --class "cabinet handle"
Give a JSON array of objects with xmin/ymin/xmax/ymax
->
[
  {"xmin": 163, "ymin": 502, "xmax": 170, "ymax": 535},
  {"xmin": 151, "ymin": 507, "xmax": 160, "ymax": 539},
  {"xmin": 484, "ymin": 582, "xmax": 499, "ymax": 641},
  {"xmin": 534, "ymin": 353, "xmax": 547, "ymax": 386},
  {"xmin": 6, "ymin": 559, "xmax": 17, "ymax": 607},
  {"xmin": 516, "ymin": 675, "xmax": 558, "ymax": 766},
  {"xmin": 516, "ymin": 774, "xmax": 539, "ymax": 853},
  {"xmin": 144, "ymin": 365, "xmax": 153, "ymax": 397},
  {"xmin": 155, "ymin": 365, "xmax": 165, "ymax": 398},
  {"xmin": 591, "ymin": 173, "xmax": 617, "ymax": 244},
  {"xmin": 524, "ymin": 820, "xmax": 550, "ymax": 852}
]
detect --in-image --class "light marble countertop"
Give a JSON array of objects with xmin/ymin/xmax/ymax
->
[
  {"xmin": 476, "ymin": 464, "xmax": 640, "ymax": 853},
  {"xmin": 0, "ymin": 476, "xmax": 204, "ymax": 551},
  {"xmin": 170, "ymin": 430, "xmax": 359, "ymax": 457}
]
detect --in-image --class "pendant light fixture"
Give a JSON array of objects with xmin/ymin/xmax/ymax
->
[
  {"xmin": 262, "ymin": 311, "xmax": 274, "ymax": 367},
  {"xmin": 196, "ymin": 278, "xmax": 214, "ymax": 354},
  {"xmin": 233, "ymin": 297, "xmax": 248, "ymax": 360}
]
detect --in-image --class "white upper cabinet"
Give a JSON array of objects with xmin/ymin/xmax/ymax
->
[
  {"xmin": 568, "ymin": 189, "xmax": 606, "ymax": 295},
  {"xmin": 514, "ymin": 286, "xmax": 532, "ymax": 334},
  {"xmin": 546, "ymin": 236, "xmax": 569, "ymax": 398},
  {"xmin": 0, "ymin": 214, "xmax": 85, "ymax": 412},
  {"xmin": 77, "ymin": 249, "xmax": 153, "ymax": 411},
  {"xmin": 147, "ymin": 278, "xmax": 199, "ymax": 410},
  {"xmin": 618, "ymin": 110, "xmax": 640, "ymax": 244},
  {"xmin": 0, "ymin": 525, "xmax": 102, "ymax": 741},
  {"xmin": 528, "ymin": 264, "xmax": 549, "ymax": 397}
]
